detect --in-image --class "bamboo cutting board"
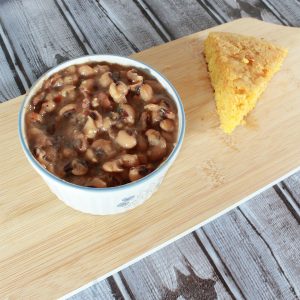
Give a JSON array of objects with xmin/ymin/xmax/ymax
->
[{"xmin": 1, "ymin": 18, "xmax": 300, "ymax": 299}]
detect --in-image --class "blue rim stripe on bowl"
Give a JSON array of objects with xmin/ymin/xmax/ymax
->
[{"xmin": 18, "ymin": 55, "xmax": 186, "ymax": 192}]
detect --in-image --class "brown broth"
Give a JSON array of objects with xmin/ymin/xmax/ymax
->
[{"xmin": 25, "ymin": 62, "xmax": 178, "ymax": 188}]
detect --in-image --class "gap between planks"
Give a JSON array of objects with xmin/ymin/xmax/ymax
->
[{"xmin": 0, "ymin": 1, "xmax": 299, "ymax": 298}]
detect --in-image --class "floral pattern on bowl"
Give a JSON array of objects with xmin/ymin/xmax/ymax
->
[
  {"xmin": 117, "ymin": 196, "xmax": 135, "ymax": 208},
  {"xmin": 117, "ymin": 177, "xmax": 163, "ymax": 209}
]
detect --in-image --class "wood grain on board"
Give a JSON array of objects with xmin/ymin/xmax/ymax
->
[
  {"xmin": 71, "ymin": 184, "xmax": 300, "ymax": 300},
  {"xmin": 1, "ymin": 18, "xmax": 300, "ymax": 299}
]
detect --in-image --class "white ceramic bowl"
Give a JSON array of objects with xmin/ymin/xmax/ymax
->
[{"xmin": 19, "ymin": 55, "xmax": 185, "ymax": 215}]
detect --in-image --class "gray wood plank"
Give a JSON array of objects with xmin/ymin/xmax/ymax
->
[
  {"xmin": 0, "ymin": 37, "xmax": 23, "ymax": 102},
  {"xmin": 1, "ymin": 1, "xmax": 299, "ymax": 299},
  {"xmin": 68, "ymin": 277, "xmax": 123, "ymax": 300},
  {"xmin": 240, "ymin": 188, "xmax": 300, "ymax": 295},
  {"xmin": 0, "ymin": 0, "xmax": 87, "ymax": 84},
  {"xmin": 262, "ymin": 0, "xmax": 300, "ymax": 26},
  {"xmin": 198, "ymin": 0, "xmax": 283, "ymax": 24},
  {"xmin": 141, "ymin": 0, "xmax": 218, "ymax": 39},
  {"xmin": 0, "ymin": 20, "xmax": 30, "ymax": 94},
  {"xmin": 283, "ymin": 171, "xmax": 300, "ymax": 208},
  {"xmin": 62, "ymin": 0, "xmax": 137, "ymax": 55},
  {"xmin": 118, "ymin": 234, "xmax": 233, "ymax": 299},
  {"xmin": 100, "ymin": 0, "xmax": 166, "ymax": 49},
  {"xmin": 196, "ymin": 188, "xmax": 299, "ymax": 300},
  {"xmin": 275, "ymin": 183, "xmax": 300, "ymax": 225}
]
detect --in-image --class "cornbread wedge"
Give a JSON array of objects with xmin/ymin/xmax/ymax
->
[{"xmin": 204, "ymin": 32, "xmax": 288, "ymax": 134}]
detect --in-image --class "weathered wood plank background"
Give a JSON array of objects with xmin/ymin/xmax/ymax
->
[{"xmin": 0, "ymin": 0, "xmax": 299, "ymax": 299}]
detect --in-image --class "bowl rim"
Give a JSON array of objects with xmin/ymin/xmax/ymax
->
[{"xmin": 18, "ymin": 54, "xmax": 186, "ymax": 192}]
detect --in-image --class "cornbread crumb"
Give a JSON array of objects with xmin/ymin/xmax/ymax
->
[
  {"xmin": 204, "ymin": 32, "xmax": 288, "ymax": 134},
  {"xmin": 202, "ymin": 159, "xmax": 225, "ymax": 188}
]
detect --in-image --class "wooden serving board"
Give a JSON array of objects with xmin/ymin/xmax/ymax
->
[{"xmin": 1, "ymin": 18, "xmax": 300, "ymax": 299}]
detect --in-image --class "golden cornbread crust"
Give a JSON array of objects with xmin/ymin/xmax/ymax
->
[{"xmin": 204, "ymin": 32, "xmax": 288, "ymax": 134}]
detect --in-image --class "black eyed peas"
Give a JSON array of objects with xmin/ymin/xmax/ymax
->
[{"xmin": 25, "ymin": 62, "xmax": 178, "ymax": 187}]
